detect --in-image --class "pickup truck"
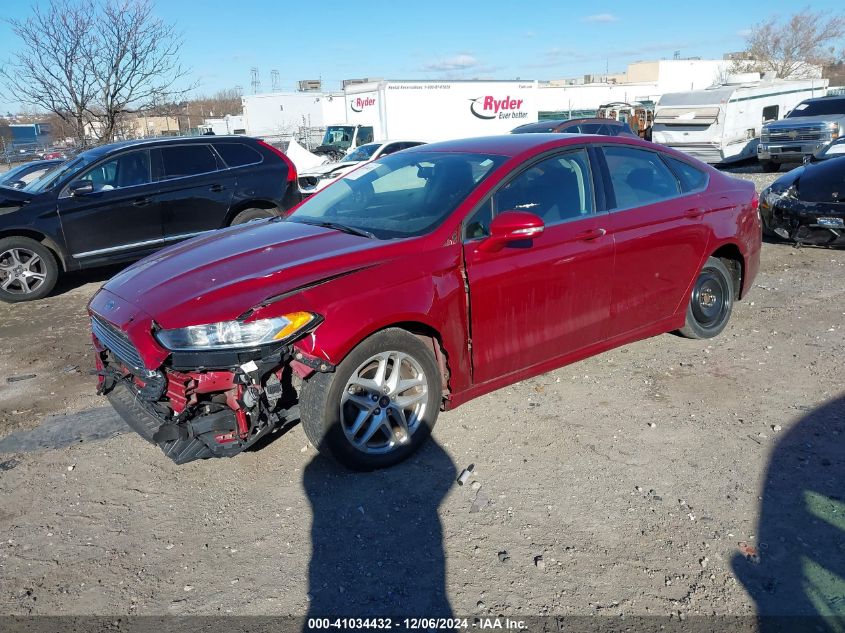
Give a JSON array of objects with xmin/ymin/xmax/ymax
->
[{"xmin": 758, "ymin": 95, "xmax": 845, "ymax": 172}]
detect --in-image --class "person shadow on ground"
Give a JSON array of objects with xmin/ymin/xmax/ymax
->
[
  {"xmin": 303, "ymin": 440, "xmax": 456, "ymax": 622},
  {"xmin": 733, "ymin": 394, "xmax": 845, "ymax": 632}
]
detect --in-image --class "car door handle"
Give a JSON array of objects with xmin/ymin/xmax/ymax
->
[
  {"xmin": 209, "ymin": 184, "xmax": 226, "ymax": 192},
  {"xmin": 576, "ymin": 228, "xmax": 607, "ymax": 241},
  {"xmin": 132, "ymin": 197, "xmax": 151, "ymax": 207},
  {"xmin": 684, "ymin": 207, "xmax": 704, "ymax": 219}
]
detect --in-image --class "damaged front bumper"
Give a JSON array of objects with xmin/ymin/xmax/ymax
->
[
  {"xmin": 89, "ymin": 292, "xmax": 333, "ymax": 464},
  {"xmin": 761, "ymin": 197, "xmax": 845, "ymax": 246}
]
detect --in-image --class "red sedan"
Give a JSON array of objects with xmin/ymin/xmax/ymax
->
[{"xmin": 88, "ymin": 134, "xmax": 761, "ymax": 470}]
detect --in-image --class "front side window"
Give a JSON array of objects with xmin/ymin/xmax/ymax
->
[
  {"xmin": 288, "ymin": 151, "xmax": 505, "ymax": 240},
  {"xmin": 465, "ymin": 149, "xmax": 594, "ymax": 239},
  {"xmin": 357, "ymin": 127, "xmax": 374, "ymax": 145},
  {"xmin": 80, "ymin": 151, "xmax": 151, "ymax": 191},
  {"xmin": 601, "ymin": 146, "xmax": 680, "ymax": 209},
  {"xmin": 159, "ymin": 145, "xmax": 218, "ymax": 180}
]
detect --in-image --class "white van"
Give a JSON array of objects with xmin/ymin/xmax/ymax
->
[{"xmin": 652, "ymin": 77, "xmax": 827, "ymax": 163}]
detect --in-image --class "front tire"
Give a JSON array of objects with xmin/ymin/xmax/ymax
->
[
  {"xmin": 678, "ymin": 257, "xmax": 735, "ymax": 339},
  {"xmin": 230, "ymin": 207, "xmax": 280, "ymax": 225},
  {"xmin": 0, "ymin": 236, "xmax": 59, "ymax": 303},
  {"xmin": 300, "ymin": 328, "xmax": 442, "ymax": 470}
]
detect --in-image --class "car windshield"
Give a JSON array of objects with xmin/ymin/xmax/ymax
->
[
  {"xmin": 287, "ymin": 150, "xmax": 507, "ymax": 239},
  {"xmin": 787, "ymin": 99, "xmax": 845, "ymax": 118},
  {"xmin": 22, "ymin": 154, "xmax": 94, "ymax": 193},
  {"xmin": 344, "ymin": 143, "xmax": 381, "ymax": 162},
  {"xmin": 322, "ymin": 125, "xmax": 356, "ymax": 150}
]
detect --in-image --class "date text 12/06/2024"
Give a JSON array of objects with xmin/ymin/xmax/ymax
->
[{"xmin": 306, "ymin": 618, "xmax": 528, "ymax": 630}]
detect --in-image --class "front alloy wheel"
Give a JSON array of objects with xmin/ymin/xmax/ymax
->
[
  {"xmin": 300, "ymin": 328, "xmax": 442, "ymax": 470},
  {"xmin": 0, "ymin": 237, "xmax": 59, "ymax": 302},
  {"xmin": 340, "ymin": 351, "xmax": 429, "ymax": 454}
]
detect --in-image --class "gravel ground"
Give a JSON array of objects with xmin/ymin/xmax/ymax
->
[{"xmin": 0, "ymin": 163, "xmax": 843, "ymax": 620}]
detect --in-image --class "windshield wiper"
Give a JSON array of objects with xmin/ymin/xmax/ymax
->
[{"xmin": 292, "ymin": 218, "xmax": 376, "ymax": 239}]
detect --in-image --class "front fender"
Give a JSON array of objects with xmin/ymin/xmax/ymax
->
[{"xmin": 275, "ymin": 244, "xmax": 473, "ymax": 394}]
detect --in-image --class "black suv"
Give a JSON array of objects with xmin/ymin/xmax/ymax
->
[{"xmin": 0, "ymin": 136, "xmax": 300, "ymax": 302}]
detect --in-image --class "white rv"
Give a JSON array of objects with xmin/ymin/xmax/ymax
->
[{"xmin": 652, "ymin": 77, "xmax": 827, "ymax": 163}]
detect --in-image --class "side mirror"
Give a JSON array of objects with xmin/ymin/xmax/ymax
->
[
  {"xmin": 68, "ymin": 179, "xmax": 94, "ymax": 196},
  {"xmin": 803, "ymin": 154, "xmax": 813, "ymax": 165},
  {"xmin": 478, "ymin": 210, "xmax": 545, "ymax": 253},
  {"xmin": 8, "ymin": 180, "xmax": 27, "ymax": 190}
]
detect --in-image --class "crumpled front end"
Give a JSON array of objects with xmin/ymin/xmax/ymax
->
[
  {"xmin": 89, "ymin": 289, "xmax": 328, "ymax": 464},
  {"xmin": 762, "ymin": 194, "xmax": 845, "ymax": 246}
]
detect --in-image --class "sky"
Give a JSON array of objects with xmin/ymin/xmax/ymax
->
[{"xmin": 0, "ymin": 0, "xmax": 843, "ymax": 113}]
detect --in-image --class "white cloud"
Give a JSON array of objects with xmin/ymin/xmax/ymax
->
[
  {"xmin": 582, "ymin": 13, "xmax": 618, "ymax": 23},
  {"xmin": 423, "ymin": 54, "xmax": 480, "ymax": 72},
  {"xmin": 736, "ymin": 28, "xmax": 753, "ymax": 38}
]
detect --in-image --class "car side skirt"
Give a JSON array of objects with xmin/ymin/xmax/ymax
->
[{"xmin": 445, "ymin": 313, "xmax": 684, "ymax": 410}]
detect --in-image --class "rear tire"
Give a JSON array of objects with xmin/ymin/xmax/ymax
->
[
  {"xmin": 300, "ymin": 328, "xmax": 442, "ymax": 471},
  {"xmin": 0, "ymin": 236, "xmax": 59, "ymax": 303},
  {"xmin": 230, "ymin": 207, "xmax": 280, "ymax": 225},
  {"xmin": 678, "ymin": 257, "xmax": 735, "ymax": 339},
  {"xmin": 760, "ymin": 160, "xmax": 780, "ymax": 173}
]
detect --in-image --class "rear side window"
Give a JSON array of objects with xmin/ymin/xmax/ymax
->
[
  {"xmin": 601, "ymin": 146, "xmax": 680, "ymax": 209},
  {"xmin": 159, "ymin": 145, "xmax": 218, "ymax": 179},
  {"xmin": 663, "ymin": 155, "xmax": 709, "ymax": 193},
  {"xmin": 214, "ymin": 143, "xmax": 262, "ymax": 168},
  {"xmin": 579, "ymin": 123, "xmax": 606, "ymax": 134}
]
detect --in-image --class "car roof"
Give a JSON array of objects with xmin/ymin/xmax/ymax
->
[
  {"xmin": 402, "ymin": 133, "xmax": 647, "ymax": 157},
  {"xmin": 81, "ymin": 135, "xmax": 254, "ymax": 159}
]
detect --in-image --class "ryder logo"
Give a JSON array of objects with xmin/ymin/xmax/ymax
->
[
  {"xmin": 350, "ymin": 96, "xmax": 376, "ymax": 113},
  {"xmin": 470, "ymin": 96, "xmax": 528, "ymax": 120}
]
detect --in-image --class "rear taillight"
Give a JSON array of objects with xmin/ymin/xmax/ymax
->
[
  {"xmin": 751, "ymin": 190, "xmax": 759, "ymax": 211},
  {"xmin": 257, "ymin": 140, "xmax": 297, "ymax": 183}
]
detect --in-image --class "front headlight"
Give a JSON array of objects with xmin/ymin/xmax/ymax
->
[
  {"xmin": 761, "ymin": 188, "xmax": 780, "ymax": 209},
  {"xmin": 155, "ymin": 311, "xmax": 319, "ymax": 351}
]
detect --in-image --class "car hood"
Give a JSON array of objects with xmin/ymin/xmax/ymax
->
[
  {"xmin": 300, "ymin": 160, "xmax": 361, "ymax": 177},
  {"xmin": 793, "ymin": 155, "xmax": 845, "ymax": 203},
  {"xmin": 0, "ymin": 186, "xmax": 34, "ymax": 210},
  {"xmin": 102, "ymin": 219, "xmax": 390, "ymax": 328},
  {"xmin": 766, "ymin": 115, "xmax": 843, "ymax": 129}
]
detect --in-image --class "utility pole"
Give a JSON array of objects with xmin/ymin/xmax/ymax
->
[
  {"xmin": 271, "ymin": 70, "xmax": 280, "ymax": 92},
  {"xmin": 251, "ymin": 67, "xmax": 261, "ymax": 94}
]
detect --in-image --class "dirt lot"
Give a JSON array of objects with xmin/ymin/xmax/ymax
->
[{"xmin": 0, "ymin": 165, "xmax": 843, "ymax": 619}]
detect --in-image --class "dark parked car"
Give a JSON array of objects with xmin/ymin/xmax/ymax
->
[
  {"xmin": 0, "ymin": 159, "xmax": 64, "ymax": 189},
  {"xmin": 0, "ymin": 136, "xmax": 300, "ymax": 302},
  {"xmin": 511, "ymin": 117, "xmax": 638, "ymax": 137},
  {"xmin": 89, "ymin": 134, "xmax": 760, "ymax": 470},
  {"xmin": 760, "ymin": 137, "xmax": 845, "ymax": 246}
]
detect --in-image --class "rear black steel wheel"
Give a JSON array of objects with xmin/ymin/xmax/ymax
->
[{"xmin": 678, "ymin": 257, "xmax": 735, "ymax": 339}]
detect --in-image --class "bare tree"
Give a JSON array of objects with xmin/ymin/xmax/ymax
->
[
  {"xmin": 0, "ymin": 0, "xmax": 98, "ymax": 147},
  {"xmin": 732, "ymin": 9, "xmax": 845, "ymax": 79},
  {"xmin": 94, "ymin": 0, "xmax": 193, "ymax": 142},
  {"xmin": 0, "ymin": 0, "xmax": 194, "ymax": 146}
]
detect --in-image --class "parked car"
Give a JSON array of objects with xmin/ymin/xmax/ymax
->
[
  {"xmin": 760, "ymin": 137, "xmax": 845, "ymax": 246},
  {"xmin": 511, "ymin": 118, "xmax": 638, "ymax": 137},
  {"xmin": 758, "ymin": 95, "xmax": 845, "ymax": 172},
  {"xmin": 0, "ymin": 159, "xmax": 64, "ymax": 189},
  {"xmin": 298, "ymin": 140, "xmax": 426, "ymax": 196},
  {"xmin": 40, "ymin": 150, "xmax": 67, "ymax": 160},
  {"xmin": 0, "ymin": 136, "xmax": 300, "ymax": 302},
  {"xmin": 89, "ymin": 134, "xmax": 761, "ymax": 469}
]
